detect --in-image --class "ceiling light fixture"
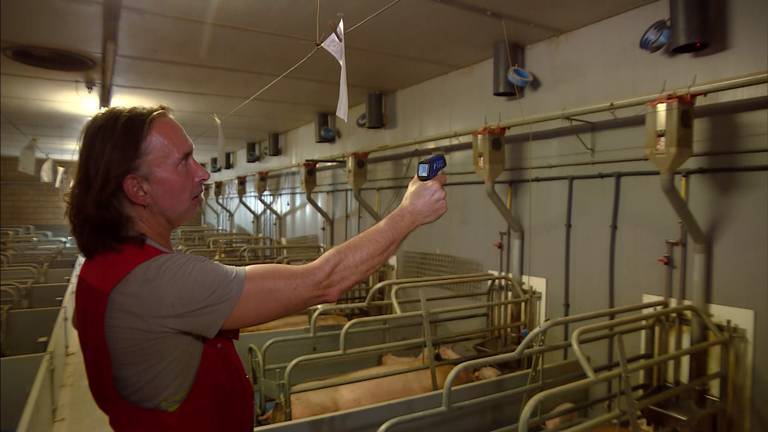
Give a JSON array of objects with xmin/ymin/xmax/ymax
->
[{"xmin": 2, "ymin": 45, "xmax": 96, "ymax": 71}]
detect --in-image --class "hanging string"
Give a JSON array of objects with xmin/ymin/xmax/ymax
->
[
  {"xmin": 501, "ymin": 20, "xmax": 515, "ymax": 69},
  {"xmin": 347, "ymin": 0, "xmax": 401, "ymax": 33},
  {"xmin": 0, "ymin": 113, "xmax": 53, "ymax": 160},
  {"xmin": 195, "ymin": 0, "xmax": 403, "ymax": 140},
  {"xmin": 316, "ymin": 0, "xmax": 321, "ymax": 44}
]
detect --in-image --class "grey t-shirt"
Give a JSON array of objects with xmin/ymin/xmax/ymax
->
[{"xmin": 104, "ymin": 246, "xmax": 245, "ymax": 411}]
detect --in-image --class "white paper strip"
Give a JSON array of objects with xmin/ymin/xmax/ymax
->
[
  {"xmin": 41, "ymin": 158, "xmax": 55, "ymax": 183},
  {"xmin": 18, "ymin": 138, "xmax": 37, "ymax": 176},
  {"xmin": 55, "ymin": 166, "xmax": 66, "ymax": 188},
  {"xmin": 321, "ymin": 19, "xmax": 348, "ymax": 122},
  {"xmin": 213, "ymin": 113, "xmax": 225, "ymax": 168}
]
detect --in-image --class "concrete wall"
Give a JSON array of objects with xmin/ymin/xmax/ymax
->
[{"xmin": 205, "ymin": 0, "xmax": 766, "ymax": 429}]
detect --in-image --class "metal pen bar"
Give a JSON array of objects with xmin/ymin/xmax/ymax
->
[
  {"xmin": 263, "ymin": 304, "xmax": 515, "ymax": 376},
  {"xmin": 571, "ymin": 304, "xmax": 722, "ymax": 378},
  {"xmin": 518, "ymin": 338, "xmax": 727, "ymax": 432},
  {"xmin": 363, "ymin": 273, "xmax": 494, "ymax": 304},
  {"xmin": 378, "ymin": 303, "xmax": 665, "ymax": 432},
  {"xmin": 281, "ymin": 331, "xmax": 490, "ymax": 420},
  {"xmin": 390, "ymin": 275, "xmax": 524, "ymax": 314},
  {"xmin": 392, "ymin": 284, "xmax": 533, "ymax": 314},
  {"xmin": 440, "ymin": 301, "xmax": 666, "ymax": 407}
]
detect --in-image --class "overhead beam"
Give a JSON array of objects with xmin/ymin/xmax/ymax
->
[
  {"xmin": 430, "ymin": 0, "xmax": 562, "ymax": 36},
  {"xmin": 100, "ymin": 0, "xmax": 122, "ymax": 108}
]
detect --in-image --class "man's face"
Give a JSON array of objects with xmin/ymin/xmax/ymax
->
[{"xmin": 136, "ymin": 116, "xmax": 210, "ymax": 229}]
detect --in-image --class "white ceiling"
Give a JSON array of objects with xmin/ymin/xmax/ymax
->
[{"xmin": 1, "ymin": 0, "xmax": 654, "ymax": 160}]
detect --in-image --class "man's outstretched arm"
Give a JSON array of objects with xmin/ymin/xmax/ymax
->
[{"xmin": 222, "ymin": 175, "xmax": 447, "ymax": 330}]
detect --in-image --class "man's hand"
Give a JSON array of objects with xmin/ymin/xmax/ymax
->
[{"xmin": 398, "ymin": 174, "xmax": 447, "ymax": 226}]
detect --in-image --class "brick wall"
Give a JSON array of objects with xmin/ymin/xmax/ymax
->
[{"xmin": 0, "ymin": 156, "xmax": 75, "ymax": 230}]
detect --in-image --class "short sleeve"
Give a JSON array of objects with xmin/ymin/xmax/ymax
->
[{"xmin": 111, "ymin": 253, "xmax": 245, "ymax": 339}]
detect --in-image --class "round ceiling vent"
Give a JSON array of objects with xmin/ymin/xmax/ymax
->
[{"xmin": 2, "ymin": 45, "xmax": 96, "ymax": 72}]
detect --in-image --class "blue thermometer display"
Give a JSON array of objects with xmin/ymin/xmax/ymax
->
[{"xmin": 417, "ymin": 154, "xmax": 446, "ymax": 181}]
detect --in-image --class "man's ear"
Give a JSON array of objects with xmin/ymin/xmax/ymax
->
[{"xmin": 123, "ymin": 174, "xmax": 150, "ymax": 206}]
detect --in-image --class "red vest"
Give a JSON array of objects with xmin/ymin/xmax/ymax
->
[{"xmin": 75, "ymin": 242, "xmax": 254, "ymax": 431}]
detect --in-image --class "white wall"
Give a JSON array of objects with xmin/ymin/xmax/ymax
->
[{"xmin": 201, "ymin": 1, "xmax": 767, "ymax": 429}]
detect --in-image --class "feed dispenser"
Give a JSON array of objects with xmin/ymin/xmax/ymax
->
[
  {"xmin": 472, "ymin": 127, "xmax": 523, "ymax": 280},
  {"xmin": 646, "ymin": 94, "xmax": 710, "ymax": 391},
  {"xmin": 473, "ymin": 126, "xmax": 507, "ymax": 182},
  {"xmin": 237, "ymin": 176, "xmax": 259, "ymax": 235},
  {"xmin": 214, "ymin": 181, "xmax": 234, "ymax": 232},
  {"xmin": 645, "ymin": 94, "xmax": 695, "ymax": 173}
]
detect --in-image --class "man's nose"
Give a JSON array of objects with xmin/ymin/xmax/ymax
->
[{"xmin": 194, "ymin": 159, "xmax": 210, "ymax": 182}]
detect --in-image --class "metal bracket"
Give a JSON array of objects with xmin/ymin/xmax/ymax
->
[{"xmin": 565, "ymin": 117, "xmax": 595, "ymax": 156}]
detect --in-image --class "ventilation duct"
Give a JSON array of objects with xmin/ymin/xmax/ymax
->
[
  {"xmin": 224, "ymin": 151, "xmax": 235, "ymax": 169},
  {"xmin": 315, "ymin": 113, "xmax": 336, "ymax": 143},
  {"xmin": 210, "ymin": 156, "xmax": 221, "ymax": 173},
  {"xmin": 267, "ymin": 133, "xmax": 281, "ymax": 156},
  {"xmin": 669, "ymin": 0, "xmax": 709, "ymax": 53},
  {"xmin": 357, "ymin": 92, "xmax": 385, "ymax": 128},
  {"xmin": 246, "ymin": 141, "xmax": 260, "ymax": 163},
  {"xmin": 493, "ymin": 41, "xmax": 525, "ymax": 97}
]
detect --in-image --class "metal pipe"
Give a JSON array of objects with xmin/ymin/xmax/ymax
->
[
  {"xmin": 232, "ymin": 72, "xmax": 767, "ymax": 177},
  {"xmin": 440, "ymin": 301, "xmax": 666, "ymax": 406},
  {"xmin": 679, "ymin": 175, "xmax": 689, "ymax": 301},
  {"xmin": 378, "ymin": 301, "xmax": 667, "ymax": 432},
  {"xmin": 215, "ymin": 195, "xmax": 234, "ymax": 233},
  {"xmin": 659, "ymin": 173, "xmax": 708, "ymax": 362},
  {"xmin": 518, "ymin": 349, "xmax": 725, "ymax": 432},
  {"xmin": 238, "ymin": 197, "xmax": 260, "ymax": 236},
  {"xmin": 353, "ymin": 189, "xmax": 381, "ymax": 222},
  {"xmin": 485, "ymin": 181, "xmax": 523, "ymax": 279},
  {"xmin": 664, "ymin": 241, "xmax": 675, "ymax": 300},
  {"xmin": 231, "ymin": 159, "xmax": 767, "ymax": 196},
  {"xmin": 606, "ymin": 174, "xmax": 621, "ymax": 401},
  {"xmin": 562, "ymin": 177, "xmax": 574, "ymax": 360},
  {"xmin": 204, "ymin": 200, "xmax": 220, "ymax": 230},
  {"xmin": 306, "ymin": 192, "xmax": 334, "ymax": 246},
  {"xmin": 570, "ymin": 304, "xmax": 721, "ymax": 379},
  {"xmin": 660, "ymin": 174, "xmax": 706, "ymax": 243},
  {"xmin": 257, "ymin": 194, "xmax": 283, "ymax": 240}
]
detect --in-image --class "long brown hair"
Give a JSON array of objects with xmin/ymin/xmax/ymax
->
[{"xmin": 67, "ymin": 106, "xmax": 168, "ymax": 258}]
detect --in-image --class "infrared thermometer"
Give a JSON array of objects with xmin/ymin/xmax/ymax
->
[{"xmin": 417, "ymin": 154, "xmax": 446, "ymax": 181}]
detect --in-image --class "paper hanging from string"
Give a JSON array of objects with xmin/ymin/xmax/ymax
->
[
  {"xmin": 321, "ymin": 18, "xmax": 348, "ymax": 122},
  {"xmin": 40, "ymin": 157, "xmax": 55, "ymax": 183},
  {"xmin": 213, "ymin": 113, "xmax": 225, "ymax": 167},
  {"xmin": 18, "ymin": 138, "xmax": 37, "ymax": 176}
]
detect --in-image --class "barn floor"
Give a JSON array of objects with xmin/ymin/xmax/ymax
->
[{"xmin": 52, "ymin": 331, "xmax": 109, "ymax": 432}]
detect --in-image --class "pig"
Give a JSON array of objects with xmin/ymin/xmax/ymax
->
[
  {"xmin": 270, "ymin": 345, "xmax": 501, "ymax": 422},
  {"xmin": 544, "ymin": 402, "xmax": 578, "ymax": 429},
  {"xmin": 240, "ymin": 314, "xmax": 347, "ymax": 332}
]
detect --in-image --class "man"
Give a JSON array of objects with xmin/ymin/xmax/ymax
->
[{"xmin": 68, "ymin": 106, "xmax": 447, "ymax": 431}]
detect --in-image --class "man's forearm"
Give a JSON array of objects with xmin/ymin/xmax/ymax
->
[
  {"xmin": 313, "ymin": 206, "xmax": 418, "ymax": 301},
  {"xmin": 225, "ymin": 176, "xmax": 445, "ymax": 329}
]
